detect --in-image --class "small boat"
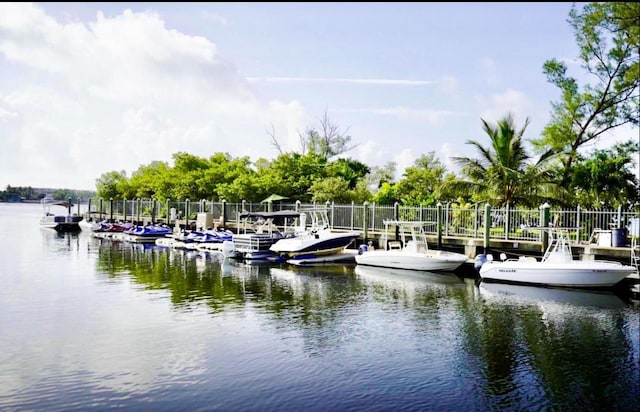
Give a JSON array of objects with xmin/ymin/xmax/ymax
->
[
  {"xmin": 39, "ymin": 197, "xmax": 83, "ymax": 232},
  {"xmin": 269, "ymin": 208, "xmax": 360, "ymax": 259},
  {"xmin": 123, "ymin": 223, "xmax": 173, "ymax": 243},
  {"xmin": 355, "ymin": 220, "xmax": 469, "ymax": 272},
  {"xmin": 159, "ymin": 228, "xmax": 234, "ymax": 250},
  {"xmin": 226, "ymin": 210, "xmax": 302, "ymax": 260},
  {"xmin": 79, "ymin": 218, "xmax": 101, "ymax": 232},
  {"xmin": 478, "ymin": 227, "xmax": 638, "ymax": 288}
]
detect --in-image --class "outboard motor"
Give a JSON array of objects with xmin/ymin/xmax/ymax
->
[{"xmin": 474, "ymin": 253, "xmax": 492, "ymax": 272}]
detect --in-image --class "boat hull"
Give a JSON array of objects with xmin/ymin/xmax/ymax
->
[
  {"xmin": 270, "ymin": 232, "xmax": 359, "ymax": 257},
  {"xmin": 355, "ymin": 249, "xmax": 468, "ymax": 272},
  {"xmin": 479, "ymin": 260, "xmax": 636, "ymax": 288},
  {"xmin": 40, "ymin": 216, "xmax": 82, "ymax": 232}
]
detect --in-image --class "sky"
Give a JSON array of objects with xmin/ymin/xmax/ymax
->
[{"xmin": 0, "ymin": 2, "xmax": 637, "ymax": 191}]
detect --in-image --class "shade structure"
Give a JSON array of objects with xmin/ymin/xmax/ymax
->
[{"xmin": 261, "ymin": 194, "xmax": 289, "ymax": 203}]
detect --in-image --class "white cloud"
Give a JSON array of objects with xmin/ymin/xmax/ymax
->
[
  {"xmin": 0, "ymin": 3, "xmax": 304, "ymax": 189},
  {"xmin": 246, "ymin": 77, "xmax": 435, "ymax": 86},
  {"xmin": 480, "ymin": 57, "xmax": 498, "ymax": 87},
  {"xmin": 338, "ymin": 107, "xmax": 457, "ymax": 125},
  {"xmin": 476, "ymin": 88, "xmax": 533, "ymax": 126},
  {"xmin": 392, "ymin": 148, "xmax": 417, "ymax": 180}
]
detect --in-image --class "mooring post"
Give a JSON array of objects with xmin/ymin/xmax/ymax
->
[
  {"xmin": 136, "ymin": 198, "xmax": 141, "ymax": 225},
  {"xmin": 484, "ymin": 203, "xmax": 491, "ymax": 252},
  {"xmin": 109, "ymin": 198, "xmax": 114, "ymax": 222},
  {"xmin": 222, "ymin": 200, "xmax": 227, "ymax": 228},
  {"xmin": 363, "ymin": 201, "xmax": 369, "ymax": 243},
  {"xmin": 540, "ymin": 203, "xmax": 550, "ymax": 251},
  {"xmin": 99, "ymin": 198, "xmax": 103, "ymax": 221},
  {"xmin": 185, "ymin": 199, "xmax": 190, "ymax": 229},
  {"xmin": 394, "ymin": 202, "xmax": 400, "ymax": 241},
  {"xmin": 436, "ymin": 202, "xmax": 443, "ymax": 248}
]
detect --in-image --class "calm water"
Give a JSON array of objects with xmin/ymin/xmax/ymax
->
[{"xmin": 1, "ymin": 203, "xmax": 638, "ymax": 412}]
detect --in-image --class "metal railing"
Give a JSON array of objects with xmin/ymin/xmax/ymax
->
[{"xmin": 85, "ymin": 198, "xmax": 639, "ymax": 245}]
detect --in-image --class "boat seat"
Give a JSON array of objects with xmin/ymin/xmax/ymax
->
[{"xmin": 388, "ymin": 241, "xmax": 402, "ymax": 250}]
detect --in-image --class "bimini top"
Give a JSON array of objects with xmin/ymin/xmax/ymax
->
[
  {"xmin": 238, "ymin": 210, "xmax": 301, "ymax": 220},
  {"xmin": 41, "ymin": 198, "xmax": 74, "ymax": 209}
]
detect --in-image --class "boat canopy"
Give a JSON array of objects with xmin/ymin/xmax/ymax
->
[{"xmin": 238, "ymin": 210, "xmax": 301, "ymax": 220}]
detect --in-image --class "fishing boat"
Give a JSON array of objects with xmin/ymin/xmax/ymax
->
[
  {"xmin": 355, "ymin": 220, "xmax": 469, "ymax": 272},
  {"xmin": 269, "ymin": 208, "xmax": 360, "ymax": 260},
  {"xmin": 478, "ymin": 227, "xmax": 638, "ymax": 288},
  {"xmin": 39, "ymin": 197, "xmax": 83, "ymax": 232}
]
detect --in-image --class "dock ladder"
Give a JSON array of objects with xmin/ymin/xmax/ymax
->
[{"xmin": 632, "ymin": 237, "xmax": 640, "ymax": 271}]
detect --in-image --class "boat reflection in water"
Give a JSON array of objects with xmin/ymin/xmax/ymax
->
[
  {"xmin": 355, "ymin": 265, "xmax": 464, "ymax": 286},
  {"xmin": 354, "ymin": 265, "xmax": 466, "ymax": 306},
  {"xmin": 478, "ymin": 281, "xmax": 628, "ymax": 310}
]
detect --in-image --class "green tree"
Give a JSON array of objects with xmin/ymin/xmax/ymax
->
[
  {"xmin": 95, "ymin": 170, "xmax": 130, "ymax": 200},
  {"xmin": 257, "ymin": 152, "xmax": 327, "ymax": 202},
  {"xmin": 569, "ymin": 140, "xmax": 639, "ymax": 208},
  {"xmin": 533, "ymin": 2, "xmax": 639, "ymax": 202},
  {"xmin": 450, "ymin": 113, "xmax": 552, "ymax": 207},
  {"xmin": 127, "ymin": 161, "xmax": 171, "ymax": 200},
  {"xmin": 371, "ymin": 181, "xmax": 399, "ymax": 205},
  {"xmin": 325, "ymin": 158, "xmax": 370, "ymax": 189},
  {"xmin": 394, "ymin": 152, "xmax": 447, "ymax": 206}
]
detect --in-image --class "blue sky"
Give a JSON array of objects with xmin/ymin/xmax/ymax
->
[{"xmin": 1, "ymin": 2, "xmax": 634, "ymax": 191}]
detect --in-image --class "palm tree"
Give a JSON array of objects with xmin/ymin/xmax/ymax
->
[{"xmin": 449, "ymin": 113, "xmax": 554, "ymax": 207}]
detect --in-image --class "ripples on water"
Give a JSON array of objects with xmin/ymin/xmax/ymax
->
[{"xmin": 0, "ymin": 203, "xmax": 638, "ymax": 411}]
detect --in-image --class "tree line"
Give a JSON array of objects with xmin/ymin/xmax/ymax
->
[
  {"xmin": 0, "ymin": 186, "xmax": 96, "ymax": 202},
  {"xmin": 95, "ymin": 2, "xmax": 639, "ymax": 210}
]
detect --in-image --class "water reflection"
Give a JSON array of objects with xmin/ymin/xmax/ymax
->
[
  {"xmin": 478, "ymin": 282, "xmax": 627, "ymax": 309},
  {"xmin": 471, "ymin": 281, "xmax": 638, "ymax": 410},
  {"xmin": 88, "ymin": 240, "xmax": 639, "ymax": 410}
]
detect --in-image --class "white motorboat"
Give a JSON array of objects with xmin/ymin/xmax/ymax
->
[
  {"xmin": 355, "ymin": 220, "xmax": 469, "ymax": 272},
  {"xmin": 478, "ymin": 227, "xmax": 638, "ymax": 288},
  {"xmin": 40, "ymin": 197, "xmax": 83, "ymax": 232},
  {"xmin": 269, "ymin": 208, "xmax": 360, "ymax": 259}
]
